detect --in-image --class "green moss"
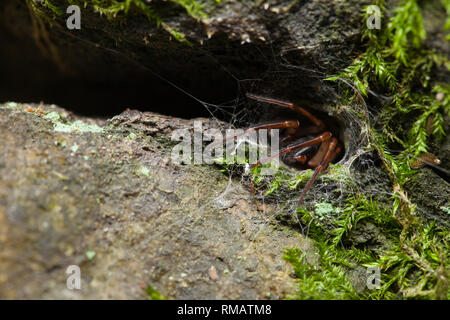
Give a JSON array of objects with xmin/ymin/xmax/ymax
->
[
  {"xmin": 284, "ymin": 246, "xmax": 360, "ymax": 300},
  {"xmin": 286, "ymin": 194, "xmax": 448, "ymax": 299},
  {"xmin": 39, "ymin": 0, "xmax": 65, "ymax": 16},
  {"xmin": 442, "ymin": 0, "xmax": 450, "ymax": 40},
  {"xmin": 1, "ymin": 102, "xmax": 20, "ymax": 109},
  {"xmin": 300, "ymin": 0, "xmax": 450, "ymax": 300},
  {"xmin": 127, "ymin": 132, "xmax": 137, "ymax": 140},
  {"xmin": 242, "ymin": 163, "xmax": 352, "ymax": 202},
  {"xmin": 85, "ymin": 251, "xmax": 96, "ymax": 260},
  {"xmin": 328, "ymin": 0, "xmax": 449, "ymax": 161},
  {"xmin": 314, "ymin": 202, "xmax": 340, "ymax": 222},
  {"xmin": 33, "ymin": 0, "xmax": 221, "ymax": 43},
  {"xmin": 146, "ymin": 285, "xmax": 166, "ymax": 300},
  {"xmin": 137, "ymin": 165, "xmax": 150, "ymax": 176},
  {"xmin": 44, "ymin": 111, "xmax": 104, "ymax": 133}
]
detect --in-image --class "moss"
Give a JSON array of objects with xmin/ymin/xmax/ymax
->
[
  {"xmin": 70, "ymin": 143, "xmax": 79, "ymax": 153},
  {"xmin": 288, "ymin": 0, "xmax": 450, "ymax": 300},
  {"xmin": 85, "ymin": 251, "xmax": 96, "ymax": 260},
  {"xmin": 137, "ymin": 165, "xmax": 150, "ymax": 176},
  {"xmin": 145, "ymin": 285, "xmax": 166, "ymax": 300},
  {"xmin": 1, "ymin": 102, "xmax": 20, "ymax": 109},
  {"xmin": 44, "ymin": 111, "xmax": 104, "ymax": 133},
  {"xmin": 314, "ymin": 202, "xmax": 340, "ymax": 222},
  {"xmin": 235, "ymin": 162, "xmax": 353, "ymax": 204},
  {"xmin": 441, "ymin": 0, "xmax": 450, "ymax": 40},
  {"xmin": 285, "ymin": 194, "xmax": 448, "ymax": 299},
  {"xmin": 284, "ymin": 246, "xmax": 360, "ymax": 300},
  {"xmin": 31, "ymin": 0, "xmax": 222, "ymax": 43},
  {"xmin": 53, "ymin": 119, "xmax": 103, "ymax": 133},
  {"xmin": 328, "ymin": 0, "xmax": 449, "ymax": 161}
]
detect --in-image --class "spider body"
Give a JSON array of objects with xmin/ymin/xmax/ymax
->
[
  {"xmin": 244, "ymin": 93, "xmax": 344, "ymax": 205},
  {"xmin": 281, "ymin": 135, "xmax": 321, "ymax": 169}
]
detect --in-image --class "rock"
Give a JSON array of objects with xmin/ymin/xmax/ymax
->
[{"xmin": 0, "ymin": 102, "xmax": 317, "ymax": 299}]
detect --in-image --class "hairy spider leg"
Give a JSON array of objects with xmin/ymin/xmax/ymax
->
[
  {"xmin": 250, "ymin": 131, "xmax": 332, "ymax": 168},
  {"xmin": 298, "ymin": 137, "xmax": 338, "ymax": 205},
  {"xmin": 208, "ymin": 120, "xmax": 299, "ymax": 148},
  {"xmin": 246, "ymin": 93, "xmax": 326, "ymax": 131}
]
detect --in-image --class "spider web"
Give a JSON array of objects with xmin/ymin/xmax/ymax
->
[
  {"xmin": 192, "ymin": 53, "xmax": 392, "ymax": 238},
  {"xmin": 61, "ymin": 30, "xmax": 398, "ymax": 297},
  {"xmin": 64, "ymin": 26, "xmax": 396, "ymax": 233}
]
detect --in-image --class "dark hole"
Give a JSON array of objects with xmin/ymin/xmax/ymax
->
[
  {"xmin": 252, "ymin": 105, "xmax": 345, "ymax": 168},
  {"xmin": 0, "ymin": 19, "xmax": 237, "ymax": 120}
]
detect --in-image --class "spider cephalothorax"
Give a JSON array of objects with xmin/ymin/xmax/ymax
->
[{"xmin": 240, "ymin": 93, "xmax": 344, "ymax": 205}]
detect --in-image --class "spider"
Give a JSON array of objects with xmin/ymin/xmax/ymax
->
[{"xmin": 233, "ymin": 93, "xmax": 344, "ymax": 205}]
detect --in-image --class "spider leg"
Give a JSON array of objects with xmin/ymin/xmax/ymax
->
[
  {"xmin": 246, "ymin": 93, "xmax": 326, "ymax": 131},
  {"xmin": 250, "ymin": 131, "xmax": 332, "ymax": 168},
  {"xmin": 298, "ymin": 137, "xmax": 338, "ymax": 205},
  {"xmin": 325, "ymin": 143, "xmax": 342, "ymax": 170},
  {"xmin": 281, "ymin": 125, "xmax": 324, "ymax": 145},
  {"xmin": 307, "ymin": 139, "xmax": 331, "ymax": 168},
  {"xmin": 293, "ymin": 125, "xmax": 324, "ymax": 137},
  {"xmin": 250, "ymin": 120, "xmax": 300, "ymax": 131},
  {"xmin": 280, "ymin": 126, "xmax": 299, "ymax": 144}
]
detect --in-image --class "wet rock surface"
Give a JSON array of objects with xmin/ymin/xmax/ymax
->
[{"xmin": 0, "ymin": 103, "xmax": 318, "ymax": 299}]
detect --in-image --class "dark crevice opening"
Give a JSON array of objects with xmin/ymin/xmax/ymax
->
[{"xmin": 0, "ymin": 20, "xmax": 239, "ymax": 121}]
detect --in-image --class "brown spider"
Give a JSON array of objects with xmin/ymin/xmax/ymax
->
[{"xmin": 240, "ymin": 93, "xmax": 343, "ymax": 205}]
